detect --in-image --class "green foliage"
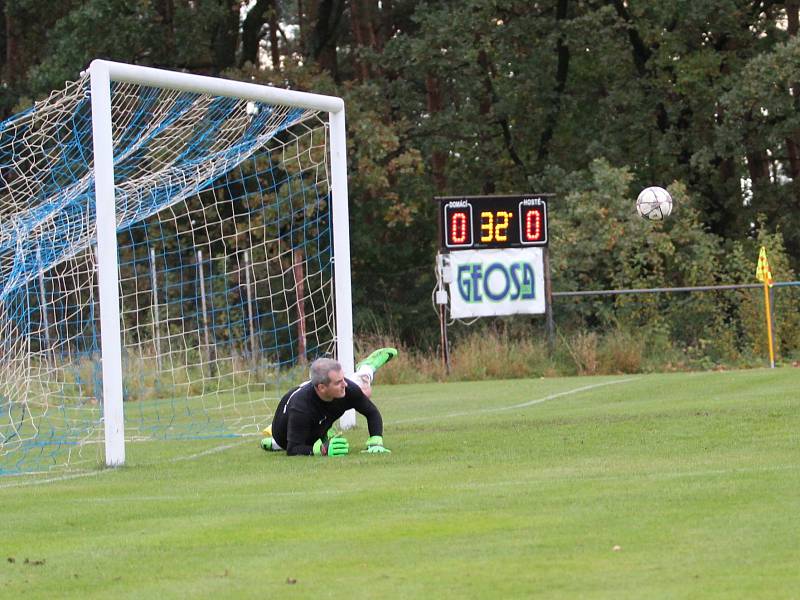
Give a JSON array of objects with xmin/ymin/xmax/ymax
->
[
  {"xmin": 536, "ymin": 158, "xmax": 799, "ymax": 362},
  {"xmin": 341, "ymin": 81, "xmax": 440, "ymax": 342},
  {"xmin": 4, "ymin": 0, "xmax": 800, "ymax": 360},
  {"xmin": 721, "ymin": 226, "xmax": 800, "ymax": 360},
  {"xmin": 26, "ymin": 0, "xmax": 239, "ymax": 95}
]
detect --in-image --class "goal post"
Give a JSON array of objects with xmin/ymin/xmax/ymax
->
[
  {"xmin": 0, "ymin": 60, "xmax": 354, "ymax": 473},
  {"xmin": 90, "ymin": 62, "xmax": 126, "ymax": 466}
]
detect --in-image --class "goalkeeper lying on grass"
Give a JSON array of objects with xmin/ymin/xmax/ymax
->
[{"xmin": 260, "ymin": 348, "xmax": 396, "ymax": 456}]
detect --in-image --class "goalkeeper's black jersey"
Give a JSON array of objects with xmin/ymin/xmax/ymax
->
[{"xmin": 271, "ymin": 378, "xmax": 383, "ymax": 456}]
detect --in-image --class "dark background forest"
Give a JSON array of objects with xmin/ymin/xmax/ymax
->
[{"xmin": 2, "ymin": 0, "xmax": 799, "ymax": 364}]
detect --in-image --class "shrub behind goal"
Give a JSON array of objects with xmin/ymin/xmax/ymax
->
[{"xmin": 0, "ymin": 61, "xmax": 354, "ymax": 474}]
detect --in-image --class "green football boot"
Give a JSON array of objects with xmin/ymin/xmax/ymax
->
[{"xmin": 356, "ymin": 347, "xmax": 398, "ymax": 372}]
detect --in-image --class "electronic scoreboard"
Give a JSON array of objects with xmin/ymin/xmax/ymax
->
[{"xmin": 437, "ymin": 195, "xmax": 549, "ymax": 250}]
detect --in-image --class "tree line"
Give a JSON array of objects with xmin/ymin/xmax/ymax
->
[{"xmin": 1, "ymin": 0, "xmax": 798, "ymax": 358}]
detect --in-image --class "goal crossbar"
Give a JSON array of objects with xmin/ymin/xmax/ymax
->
[{"xmin": 89, "ymin": 60, "xmax": 345, "ymax": 113}]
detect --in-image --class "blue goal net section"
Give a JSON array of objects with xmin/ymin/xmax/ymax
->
[{"xmin": 0, "ymin": 62, "xmax": 349, "ymax": 475}]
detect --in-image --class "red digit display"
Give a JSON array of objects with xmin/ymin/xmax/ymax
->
[
  {"xmin": 444, "ymin": 202, "xmax": 473, "ymax": 248},
  {"xmin": 518, "ymin": 200, "xmax": 547, "ymax": 246},
  {"xmin": 522, "ymin": 208, "xmax": 542, "ymax": 242},
  {"xmin": 450, "ymin": 211, "xmax": 469, "ymax": 244}
]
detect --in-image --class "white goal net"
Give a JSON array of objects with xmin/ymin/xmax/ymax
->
[{"xmin": 0, "ymin": 61, "xmax": 353, "ymax": 474}]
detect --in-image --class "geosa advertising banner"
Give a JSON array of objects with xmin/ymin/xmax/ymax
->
[{"xmin": 447, "ymin": 247, "xmax": 546, "ymax": 318}]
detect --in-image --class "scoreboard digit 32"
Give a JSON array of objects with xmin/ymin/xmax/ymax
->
[{"xmin": 437, "ymin": 194, "xmax": 550, "ymax": 250}]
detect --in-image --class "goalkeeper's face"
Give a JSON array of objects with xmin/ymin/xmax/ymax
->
[{"xmin": 316, "ymin": 369, "xmax": 347, "ymax": 401}]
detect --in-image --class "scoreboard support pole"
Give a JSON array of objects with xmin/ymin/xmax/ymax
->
[
  {"xmin": 439, "ymin": 302, "xmax": 451, "ymax": 373},
  {"xmin": 544, "ymin": 247, "xmax": 556, "ymax": 352},
  {"xmin": 435, "ymin": 253, "xmax": 452, "ymax": 373}
]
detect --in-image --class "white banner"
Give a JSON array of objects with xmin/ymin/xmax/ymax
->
[{"xmin": 447, "ymin": 248, "xmax": 546, "ymax": 318}]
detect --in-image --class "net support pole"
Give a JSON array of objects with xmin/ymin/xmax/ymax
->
[
  {"xmin": 89, "ymin": 62, "xmax": 126, "ymax": 467},
  {"xmin": 293, "ymin": 248, "xmax": 308, "ymax": 364},
  {"xmin": 150, "ymin": 247, "xmax": 161, "ymax": 370},
  {"xmin": 543, "ymin": 247, "xmax": 555, "ymax": 353},
  {"xmin": 197, "ymin": 250, "xmax": 213, "ymax": 372},
  {"xmin": 244, "ymin": 250, "xmax": 258, "ymax": 366},
  {"xmin": 36, "ymin": 248, "xmax": 52, "ymax": 365}
]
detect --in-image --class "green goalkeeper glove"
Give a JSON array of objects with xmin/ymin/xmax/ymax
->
[
  {"xmin": 260, "ymin": 437, "xmax": 279, "ymax": 451},
  {"xmin": 312, "ymin": 435, "xmax": 349, "ymax": 456},
  {"xmin": 362, "ymin": 435, "xmax": 391, "ymax": 454}
]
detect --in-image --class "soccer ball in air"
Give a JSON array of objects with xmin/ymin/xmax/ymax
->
[{"xmin": 636, "ymin": 186, "xmax": 672, "ymax": 221}]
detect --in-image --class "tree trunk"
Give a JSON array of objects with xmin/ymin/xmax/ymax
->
[
  {"xmin": 349, "ymin": 0, "xmax": 369, "ymax": 80},
  {"xmin": 268, "ymin": 1, "xmax": 280, "ymax": 73},
  {"xmin": 746, "ymin": 149, "xmax": 771, "ymax": 183},
  {"xmin": 212, "ymin": 0, "xmax": 239, "ymax": 74},
  {"xmin": 298, "ymin": 0, "xmax": 306, "ymax": 54},
  {"xmin": 477, "ymin": 45, "xmax": 526, "ymax": 187},
  {"xmin": 537, "ymin": 0, "xmax": 570, "ymax": 164},
  {"xmin": 784, "ymin": 1, "xmax": 800, "ymax": 178},
  {"xmin": 787, "ymin": 1, "xmax": 799, "ymax": 35},
  {"xmin": 378, "ymin": 0, "xmax": 395, "ymax": 50},
  {"xmin": 4, "ymin": 3, "xmax": 22, "ymax": 86},
  {"xmin": 363, "ymin": 0, "xmax": 378, "ymax": 51},
  {"xmin": 609, "ymin": 0, "xmax": 650, "ymax": 76},
  {"xmin": 477, "ymin": 45, "xmax": 494, "ymax": 194},
  {"xmin": 426, "ymin": 73, "xmax": 447, "ymax": 191},
  {"xmin": 155, "ymin": 0, "xmax": 176, "ymax": 59},
  {"xmin": 0, "ymin": 1, "xmax": 5, "ymax": 81},
  {"xmin": 240, "ymin": 0, "xmax": 271, "ymax": 67},
  {"xmin": 309, "ymin": 0, "xmax": 345, "ymax": 79}
]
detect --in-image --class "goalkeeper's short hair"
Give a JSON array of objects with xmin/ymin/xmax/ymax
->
[{"xmin": 310, "ymin": 358, "xmax": 343, "ymax": 386}]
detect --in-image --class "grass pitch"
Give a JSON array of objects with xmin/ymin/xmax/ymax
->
[{"xmin": 1, "ymin": 368, "xmax": 798, "ymax": 599}]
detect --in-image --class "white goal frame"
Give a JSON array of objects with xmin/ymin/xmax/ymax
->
[{"xmin": 88, "ymin": 60, "xmax": 354, "ymax": 466}]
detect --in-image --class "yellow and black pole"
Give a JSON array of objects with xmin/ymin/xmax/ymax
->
[{"xmin": 756, "ymin": 246, "xmax": 775, "ymax": 368}]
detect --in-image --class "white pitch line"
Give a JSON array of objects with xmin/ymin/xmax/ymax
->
[
  {"xmin": 0, "ymin": 440, "xmax": 251, "ymax": 489},
  {"xmin": 169, "ymin": 440, "xmax": 249, "ymax": 462},
  {"xmin": 391, "ymin": 377, "xmax": 636, "ymax": 425},
  {"xmin": 0, "ymin": 469, "xmax": 104, "ymax": 489}
]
